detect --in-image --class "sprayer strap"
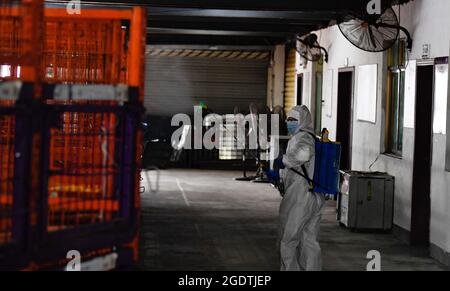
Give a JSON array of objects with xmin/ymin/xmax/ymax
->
[
  {"xmin": 288, "ymin": 167, "xmax": 314, "ymax": 192},
  {"xmin": 288, "ymin": 130, "xmax": 331, "ymax": 192},
  {"xmin": 301, "ymin": 165, "xmax": 313, "ymax": 186}
]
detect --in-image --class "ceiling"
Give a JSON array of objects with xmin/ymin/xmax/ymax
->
[{"xmin": 45, "ymin": 0, "xmax": 412, "ymax": 46}]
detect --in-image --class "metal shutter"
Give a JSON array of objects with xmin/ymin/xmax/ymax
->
[
  {"xmin": 144, "ymin": 50, "xmax": 269, "ymax": 116},
  {"xmin": 284, "ymin": 48, "xmax": 297, "ymax": 114}
]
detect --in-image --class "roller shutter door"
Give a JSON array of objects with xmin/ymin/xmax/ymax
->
[
  {"xmin": 284, "ymin": 48, "xmax": 297, "ymax": 114},
  {"xmin": 144, "ymin": 49, "xmax": 269, "ymax": 116}
]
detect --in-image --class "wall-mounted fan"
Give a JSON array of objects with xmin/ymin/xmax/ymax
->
[
  {"xmin": 297, "ymin": 33, "xmax": 329, "ymax": 63},
  {"xmin": 338, "ymin": 8, "xmax": 412, "ymax": 52}
]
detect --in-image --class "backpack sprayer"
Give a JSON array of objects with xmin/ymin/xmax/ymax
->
[{"xmin": 267, "ymin": 129, "xmax": 342, "ymax": 197}]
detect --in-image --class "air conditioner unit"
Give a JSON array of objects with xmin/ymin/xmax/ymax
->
[{"xmin": 339, "ymin": 171, "xmax": 395, "ymax": 231}]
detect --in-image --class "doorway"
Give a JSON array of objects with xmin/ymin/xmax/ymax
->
[
  {"xmin": 336, "ymin": 68, "xmax": 354, "ymax": 171},
  {"xmin": 411, "ymin": 64, "xmax": 434, "ymax": 246},
  {"xmin": 296, "ymin": 74, "xmax": 303, "ymax": 105}
]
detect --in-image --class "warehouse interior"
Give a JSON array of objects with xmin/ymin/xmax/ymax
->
[{"xmin": 1, "ymin": 0, "xmax": 450, "ymax": 271}]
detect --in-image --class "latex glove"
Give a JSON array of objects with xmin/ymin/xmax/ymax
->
[
  {"xmin": 274, "ymin": 156, "xmax": 285, "ymax": 169},
  {"xmin": 265, "ymin": 169, "xmax": 280, "ymax": 182}
]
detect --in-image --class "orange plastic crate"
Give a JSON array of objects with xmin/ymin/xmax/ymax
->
[
  {"xmin": 42, "ymin": 7, "xmax": 146, "ymax": 234},
  {"xmin": 46, "ymin": 107, "xmax": 120, "ymax": 232},
  {"xmin": 43, "ymin": 20, "xmax": 128, "ymax": 84},
  {"xmin": 42, "ymin": 7, "xmax": 146, "ymax": 88},
  {"xmin": 0, "ymin": 0, "xmax": 43, "ymax": 81}
]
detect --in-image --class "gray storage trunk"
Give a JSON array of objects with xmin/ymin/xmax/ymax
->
[{"xmin": 339, "ymin": 171, "xmax": 395, "ymax": 231}]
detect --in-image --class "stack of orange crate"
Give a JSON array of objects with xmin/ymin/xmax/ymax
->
[
  {"xmin": 0, "ymin": 2, "xmax": 146, "ymax": 269},
  {"xmin": 43, "ymin": 15, "xmax": 129, "ymax": 232},
  {"xmin": 40, "ymin": 6, "xmax": 146, "ymax": 265}
]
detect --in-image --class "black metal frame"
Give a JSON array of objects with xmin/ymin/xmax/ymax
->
[
  {"xmin": 0, "ymin": 85, "xmax": 144, "ymax": 270},
  {"xmin": 33, "ymin": 89, "xmax": 143, "ymax": 266},
  {"xmin": 0, "ymin": 83, "xmax": 37, "ymax": 270}
]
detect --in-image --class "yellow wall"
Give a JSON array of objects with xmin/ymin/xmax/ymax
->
[{"xmin": 283, "ymin": 48, "xmax": 297, "ymax": 114}]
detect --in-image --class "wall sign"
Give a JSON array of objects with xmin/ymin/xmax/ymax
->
[
  {"xmin": 356, "ymin": 64, "xmax": 378, "ymax": 123},
  {"xmin": 422, "ymin": 44, "xmax": 431, "ymax": 59}
]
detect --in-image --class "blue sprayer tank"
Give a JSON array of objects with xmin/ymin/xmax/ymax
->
[{"xmin": 312, "ymin": 139, "xmax": 342, "ymax": 196}]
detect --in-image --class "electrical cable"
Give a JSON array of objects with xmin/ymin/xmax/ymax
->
[{"xmin": 369, "ymin": 154, "xmax": 381, "ymax": 172}]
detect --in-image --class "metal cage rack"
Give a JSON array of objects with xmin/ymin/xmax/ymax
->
[
  {"xmin": 0, "ymin": 104, "xmax": 14, "ymax": 245},
  {"xmin": 0, "ymin": 1, "xmax": 43, "ymax": 267},
  {"xmin": 0, "ymin": 1, "xmax": 146, "ymax": 270}
]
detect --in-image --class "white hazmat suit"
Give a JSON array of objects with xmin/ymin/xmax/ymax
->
[{"xmin": 279, "ymin": 105, "xmax": 325, "ymax": 271}]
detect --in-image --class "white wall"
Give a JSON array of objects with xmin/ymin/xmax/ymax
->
[{"xmin": 297, "ymin": 0, "xmax": 450, "ymax": 254}]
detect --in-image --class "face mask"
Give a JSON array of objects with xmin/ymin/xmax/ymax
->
[{"xmin": 286, "ymin": 121, "xmax": 299, "ymax": 135}]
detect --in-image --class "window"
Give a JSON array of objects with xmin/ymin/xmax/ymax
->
[{"xmin": 385, "ymin": 40, "xmax": 406, "ymax": 156}]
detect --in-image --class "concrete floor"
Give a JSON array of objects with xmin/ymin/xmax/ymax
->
[{"xmin": 139, "ymin": 169, "xmax": 448, "ymax": 271}]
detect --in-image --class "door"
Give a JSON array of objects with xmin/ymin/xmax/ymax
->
[
  {"xmin": 296, "ymin": 74, "xmax": 303, "ymax": 105},
  {"xmin": 411, "ymin": 64, "xmax": 434, "ymax": 246},
  {"xmin": 336, "ymin": 69, "xmax": 354, "ymax": 171}
]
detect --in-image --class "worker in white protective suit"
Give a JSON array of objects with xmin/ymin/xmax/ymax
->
[{"xmin": 279, "ymin": 105, "xmax": 325, "ymax": 271}]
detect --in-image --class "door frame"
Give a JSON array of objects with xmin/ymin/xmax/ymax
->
[
  {"xmin": 313, "ymin": 61, "xmax": 324, "ymax": 135},
  {"xmin": 337, "ymin": 67, "xmax": 355, "ymax": 170}
]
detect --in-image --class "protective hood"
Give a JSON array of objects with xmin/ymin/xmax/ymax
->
[{"xmin": 286, "ymin": 105, "xmax": 315, "ymax": 136}]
